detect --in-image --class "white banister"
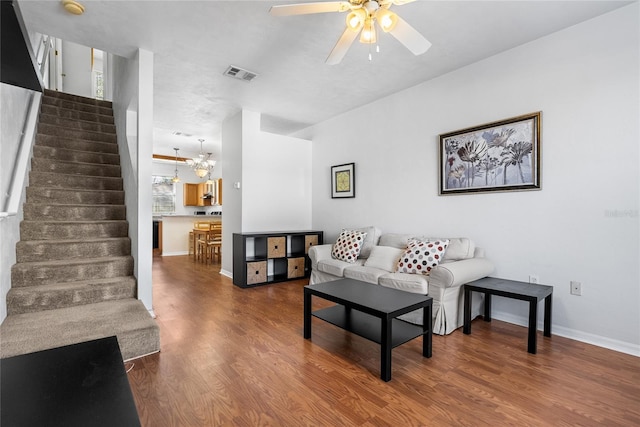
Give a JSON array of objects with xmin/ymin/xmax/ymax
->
[{"xmin": 1, "ymin": 90, "xmax": 42, "ymax": 217}]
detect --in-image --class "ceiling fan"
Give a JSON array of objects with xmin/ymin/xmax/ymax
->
[{"xmin": 270, "ymin": 0, "xmax": 431, "ymax": 65}]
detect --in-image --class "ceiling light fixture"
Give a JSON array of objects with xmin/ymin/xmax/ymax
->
[
  {"xmin": 171, "ymin": 148, "xmax": 181, "ymax": 183},
  {"xmin": 62, "ymin": 0, "xmax": 85, "ymax": 15},
  {"xmin": 270, "ymin": 0, "xmax": 431, "ymax": 65},
  {"xmin": 186, "ymin": 139, "xmax": 216, "ymax": 179}
]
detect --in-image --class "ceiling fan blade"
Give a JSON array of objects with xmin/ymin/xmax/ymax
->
[
  {"xmin": 325, "ymin": 27, "xmax": 359, "ymax": 65},
  {"xmin": 270, "ymin": 1, "xmax": 351, "ymax": 16},
  {"xmin": 388, "ymin": 15, "xmax": 431, "ymax": 55}
]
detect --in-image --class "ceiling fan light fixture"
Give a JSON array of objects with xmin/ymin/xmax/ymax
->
[
  {"xmin": 62, "ymin": 0, "xmax": 85, "ymax": 15},
  {"xmin": 360, "ymin": 18, "xmax": 377, "ymax": 44},
  {"xmin": 376, "ymin": 8, "xmax": 398, "ymax": 33},
  {"xmin": 346, "ymin": 9, "xmax": 366, "ymax": 32},
  {"xmin": 363, "ymin": 0, "xmax": 380, "ymax": 15}
]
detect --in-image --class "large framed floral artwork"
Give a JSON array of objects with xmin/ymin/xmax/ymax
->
[{"xmin": 439, "ymin": 112, "xmax": 541, "ymax": 195}]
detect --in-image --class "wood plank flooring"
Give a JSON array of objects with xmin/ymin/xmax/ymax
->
[{"xmin": 127, "ymin": 255, "xmax": 640, "ymax": 426}]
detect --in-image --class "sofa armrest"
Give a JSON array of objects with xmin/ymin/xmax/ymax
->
[
  {"xmin": 429, "ymin": 257, "xmax": 495, "ymax": 289},
  {"xmin": 308, "ymin": 244, "xmax": 333, "ymax": 269}
]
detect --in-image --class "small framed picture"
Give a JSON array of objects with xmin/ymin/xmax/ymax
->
[
  {"xmin": 331, "ymin": 163, "xmax": 355, "ymax": 198},
  {"xmin": 439, "ymin": 112, "xmax": 541, "ymax": 195}
]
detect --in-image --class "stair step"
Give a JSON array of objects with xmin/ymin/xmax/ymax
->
[
  {"xmin": 36, "ymin": 134, "xmax": 118, "ymax": 154},
  {"xmin": 40, "ymin": 103, "xmax": 115, "ymax": 125},
  {"xmin": 44, "ymin": 89, "xmax": 112, "ymax": 108},
  {"xmin": 6, "ymin": 276, "xmax": 136, "ymax": 315},
  {"xmin": 23, "ymin": 203, "xmax": 126, "ymax": 221},
  {"xmin": 26, "ymin": 187, "xmax": 124, "ymax": 205},
  {"xmin": 16, "ymin": 237, "xmax": 131, "ymax": 262},
  {"xmin": 29, "ymin": 171, "xmax": 123, "ymax": 191},
  {"xmin": 11, "ymin": 256, "xmax": 134, "ymax": 288},
  {"xmin": 39, "ymin": 113, "xmax": 116, "ymax": 134},
  {"xmin": 41, "ymin": 96, "xmax": 113, "ymax": 116},
  {"xmin": 37, "ymin": 123, "xmax": 116, "ymax": 144},
  {"xmin": 0, "ymin": 299, "xmax": 159, "ymax": 360},
  {"xmin": 4, "ymin": 90, "xmax": 159, "ymax": 362},
  {"xmin": 31, "ymin": 158, "xmax": 122, "ymax": 178},
  {"xmin": 20, "ymin": 220, "xmax": 129, "ymax": 240},
  {"xmin": 33, "ymin": 145, "xmax": 121, "ymax": 165}
]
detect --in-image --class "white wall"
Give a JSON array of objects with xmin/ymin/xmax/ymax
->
[
  {"xmin": 111, "ymin": 49, "xmax": 155, "ymax": 315},
  {"xmin": 220, "ymin": 111, "xmax": 243, "ymax": 276},
  {"xmin": 242, "ymin": 110, "xmax": 312, "ymax": 232},
  {"xmin": 0, "ymin": 84, "xmax": 33, "ymax": 322},
  {"xmin": 310, "ymin": 4, "xmax": 639, "ymax": 355},
  {"xmin": 221, "ymin": 110, "xmax": 313, "ymax": 277}
]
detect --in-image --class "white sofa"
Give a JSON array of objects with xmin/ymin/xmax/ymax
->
[{"xmin": 308, "ymin": 227, "xmax": 495, "ymax": 335}]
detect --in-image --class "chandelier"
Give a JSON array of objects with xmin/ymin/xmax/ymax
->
[{"xmin": 186, "ymin": 139, "xmax": 216, "ymax": 179}]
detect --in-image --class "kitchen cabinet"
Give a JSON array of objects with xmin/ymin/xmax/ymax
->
[
  {"xmin": 183, "ymin": 183, "xmax": 211, "ymax": 207},
  {"xmin": 184, "ymin": 180, "xmax": 222, "ymax": 206},
  {"xmin": 215, "ymin": 179, "xmax": 222, "ymax": 205},
  {"xmin": 232, "ymin": 230, "xmax": 323, "ymax": 288}
]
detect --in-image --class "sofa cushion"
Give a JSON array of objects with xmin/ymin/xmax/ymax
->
[
  {"xmin": 318, "ymin": 258, "xmax": 365, "ymax": 277},
  {"xmin": 412, "ymin": 236, "xmax": 475, "ymax": 261},
  {"xmin": 379, "ymin": 273, "xmax": 429, "ymax": 294},
  {"xmin": 331, "ymin": 229, "xmax": 367, "ymax": 263},
  {"xmin": 397, "ymin": 239, "xmax": 449, "ymax": 275},
  {"xmin": 378, "ymin": 233, "xmax": 411, "ymax": 249},
  {"xmin": 363, "ymin": 246, "xmax": 405, "ymax": 272},
  {"xmin": 343, "ymin": 266, "xmax": 388, "ymax": 284},
  {"xmin": 353, "ymin": 226, "xmax": 381, "ymax": 258}
]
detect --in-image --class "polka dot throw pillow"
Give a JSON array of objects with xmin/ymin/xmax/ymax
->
[
  {"xmin": 396, "ymin": 239, "xmax": 450, "ymax": 275},
  {"xmin": 331, "ymin": 229, "xmax": 368, "ymax": 263}
]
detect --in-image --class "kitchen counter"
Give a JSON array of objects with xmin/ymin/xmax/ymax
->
[{"xmin": 160, "ymin": 215, "xmax": 222, "ymax": 256}]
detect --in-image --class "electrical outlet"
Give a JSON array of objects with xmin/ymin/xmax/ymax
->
[
  {"xmin": 529, "ymin": 275, "xmax": 539, "ymax": 284},
  {"xmin": 570, "ymin": 281, "xmax": 582, "ymax": 296}
]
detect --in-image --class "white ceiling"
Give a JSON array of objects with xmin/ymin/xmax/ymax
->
[{"xmin": 18, "ymin": 0, "xmax": 631, "ymax": 159}]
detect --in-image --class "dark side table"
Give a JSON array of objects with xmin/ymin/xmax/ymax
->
[
  {"xmin": 1, "ymin": 336, "xmax": 141, "ymax": 427},
  {"xmin": 463, "ymin": 277, "xmax": 553, "ymax": 354}
]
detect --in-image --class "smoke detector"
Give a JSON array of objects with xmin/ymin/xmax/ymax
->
[{"xmin": 223, "ymin": 65, "xmax": 258, "ymax": 82}]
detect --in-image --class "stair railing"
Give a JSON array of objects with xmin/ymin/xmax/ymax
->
[{"xmin": 0, "ymin": 33, "xmax": 50, "ymax": 218}]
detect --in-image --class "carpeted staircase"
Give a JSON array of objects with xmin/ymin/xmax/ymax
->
[{"xmin": 0, "ymin": 90, "xmax": 160, "ymax": 361}]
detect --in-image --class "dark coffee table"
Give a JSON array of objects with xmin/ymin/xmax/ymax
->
[{"xmin": 304, "ymin": 278, "xmax": 432, "ymax": 381}]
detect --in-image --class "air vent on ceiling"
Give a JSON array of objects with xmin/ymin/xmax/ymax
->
[
  {"xmin": 172, "ymin": 131, "xmax": 193, "ymax": 137},
  {"xmin": 224, "ymin": 65, "xmax": 258, "ymax": 82}
]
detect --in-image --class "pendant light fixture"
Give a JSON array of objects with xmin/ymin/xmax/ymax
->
[
  {"xmin": 186, "ymin": 139, "xmax": 216, "ymax": 179},
  {"xmin": 171, "ymin": 148, "xmax": 181, "ymax": 183},
  {"xmin": 205, "ymin": 171, "xmax": 214, "ymax": 186}
]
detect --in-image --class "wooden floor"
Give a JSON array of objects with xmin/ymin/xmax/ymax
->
[{"xmin": 127, "ymin": 255, "xmax": 640, "ymax": 426}]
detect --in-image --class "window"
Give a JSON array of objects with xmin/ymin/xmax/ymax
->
[{"xmin": 152, "ymin": 176, "xmax": 176, "ymax": 214}]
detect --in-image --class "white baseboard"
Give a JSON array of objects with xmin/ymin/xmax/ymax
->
[
  {"xmin": 490, "ymin": 311, "xmax": 640, "ymax": 357},
  {"xmin": 161, "ymin": 251, "xmax": 189, "ymax": 256},
  {"xmin": 220, "ymin": 269, "xmax": 232, "ymax": 279}
]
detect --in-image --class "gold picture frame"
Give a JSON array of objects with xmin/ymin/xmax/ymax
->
[{"xmin": 439, "ymin": 112, "xmax": 541, "ymax": 195}]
